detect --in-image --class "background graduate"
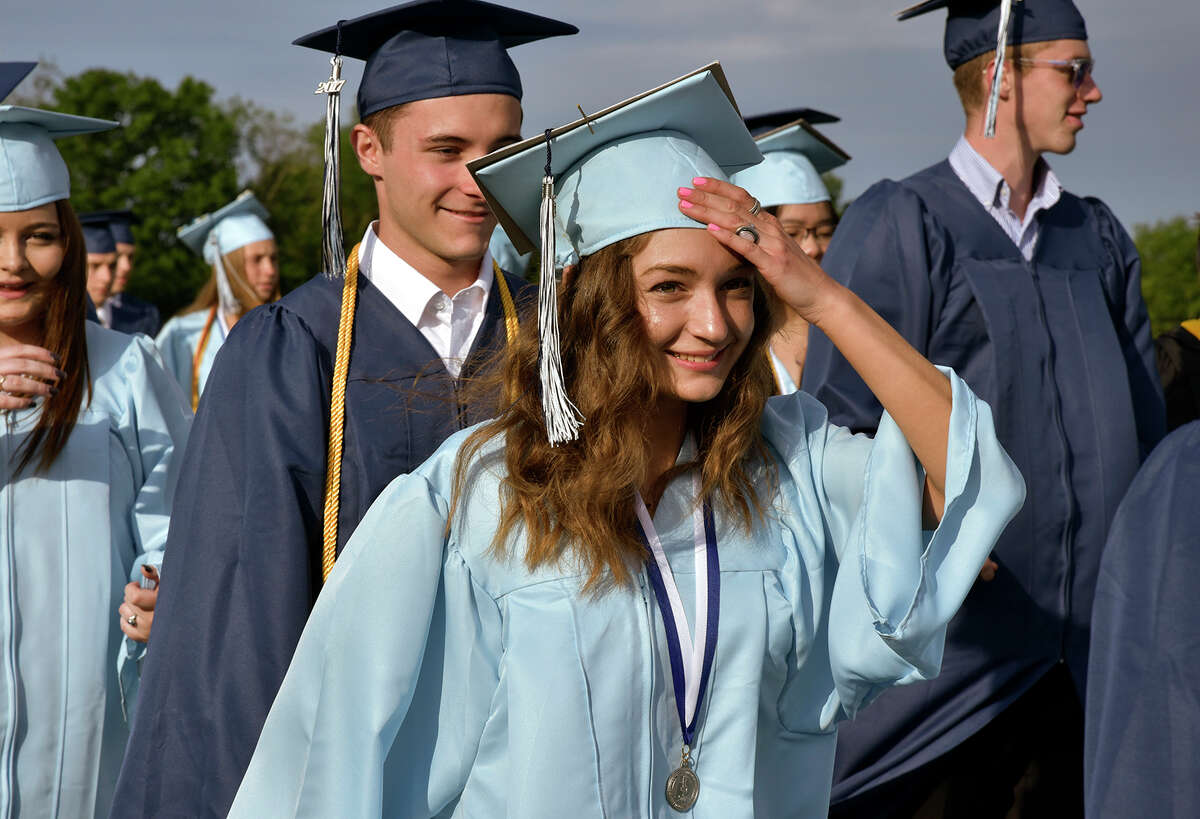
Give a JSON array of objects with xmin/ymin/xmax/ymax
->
[
  {"xmin": 733, "ymin": 110, "xmax": 849, "ymax": 392},
  {"xmin": 227, "ymin": 63, "xmax": 1023, "ymax": 819},
  {"xmin": 155, "ymin": 191, "xmax": 279, "ymax": 409},
  {"xmin": 111, "ymin": 3, "xmax": 576, "ymax": 816},
  {"xmin": 800, "ymin": 2, "xmax": 1166, "ymax": 815},
  {"xmin": 100, "ymin": 209, "xmax": 161, "ymax": 336},
  {"xmin": 80, "ymin": 213, "xmax": 120, "ymax": 329},
  {"xmin": 0, "ymin": 101, "xmax": 191, "ymax": 817},
  {"xmin": 1084, "ymin": 419, "xmax": 1200, "ymax": 818}
]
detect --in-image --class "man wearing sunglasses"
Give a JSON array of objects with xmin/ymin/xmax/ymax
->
[{"xmin": 803, "ymin": 1, "xmax": 1165, "ymax": 817}]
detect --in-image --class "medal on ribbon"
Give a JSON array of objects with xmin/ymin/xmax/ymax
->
[{"xmin": 635, "ymin": 474, "xmax": 721, "ymax": 813}]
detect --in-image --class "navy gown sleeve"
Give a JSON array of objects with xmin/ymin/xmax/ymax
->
[
  {"xmin": 1086, "ymin": 197, "xmax": 1166, "ymax": 456},
  {"xmin": 800, "ymin": 181, "xmax": 945, "ymax": 432},
  {"xmin": 110, "ymin": 304, "xmax": 332, "ymax": 819},
  {"xmin": 1084, "ymin": 420, "xmax": 1200, "ymax": 817}
]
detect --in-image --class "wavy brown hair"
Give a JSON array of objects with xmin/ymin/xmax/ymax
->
[
  {"xmin": 453, "ymin": 232, "xmax": 777, "ymax": 591},
  {"xmin": 14, "ymin": 199, "xmax": 93, "ymax": 474},
  {"xmin": 182, "ymin": 244, "xmax": 280, "ymax": 316}
]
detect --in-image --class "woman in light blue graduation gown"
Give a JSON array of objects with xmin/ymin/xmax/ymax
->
[
  {"xmin": 155, "ymin": 191, "xmax": 278, "ymax": 409},
  {"xmin": 0, "ymin": 104, "xmax": 191, "ymax": 816},
  {"xmin": 229, "ymin": 66, "xmax": 1023, "ymax": 819},
  {"xmin": 732, "ymin": 112, "xmax": 849, "ymax": 395}
]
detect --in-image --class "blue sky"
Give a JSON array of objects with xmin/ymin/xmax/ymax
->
[{"xmin": 4, "ymin": 0, "xmax": 1197, "ymax": 227}]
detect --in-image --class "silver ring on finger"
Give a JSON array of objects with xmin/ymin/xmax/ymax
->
[
  {"xmin": 126, "ymin": 613, "xmax": 138, "ymax": 627},
  {"xmin": 0, "ymin": 375, "xmax": 6, "ymax": 390},
  {"xmin": 748, "ymin": 198, "xmax": 762, "ymax": 217},
  {"xmin": 735, "ymin": 224, "xmax": 761, "ymax": 244}
]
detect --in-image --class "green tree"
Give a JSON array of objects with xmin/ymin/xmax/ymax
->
[
  {"xmin": 24, "ymin": 69, "xmax": 243, "ymax": 318},
  {"xmin": 1135, "ymin": 216, "xmax": 1200, "ymax": 336}
]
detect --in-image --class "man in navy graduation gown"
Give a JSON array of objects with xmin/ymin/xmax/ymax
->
[
  {"xmin": 111, "ymin": 4, "xmax": 576, "ymax": 817},
  {"xmin": 802, "ymin": 2, "xmax": 1165, "ymax": 816},
  {"xmin": 107, "ymin": 211, "xmax": 162, "ymax": 336}
]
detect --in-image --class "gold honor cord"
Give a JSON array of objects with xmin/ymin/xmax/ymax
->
[
  {"xmin": 190, "ymin": 304, "xmax": 220, "ymax": 412},
  {"xmin": 320, "ymin": 253, "xmax": 520, "ymax": 582}
]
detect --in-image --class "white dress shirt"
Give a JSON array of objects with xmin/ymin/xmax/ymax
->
[
  {"xmin": 96, "ymin": 299, "xmax": 112, "ymax": 329},
  {"xmin": 357, "ymin": 223, "xmax": 493, "ymax": 378},
  {"xmin": 948, "ymin": 136, "xmax": 1064, "ymax": 262}
]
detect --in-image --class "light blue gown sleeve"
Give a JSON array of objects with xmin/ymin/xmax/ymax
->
[
  {"xmin": 228, "ymin": 442, "xmax": 503, "ymax": 819},
  {"xmin": 763, "ymin": 368, "xmax": 1024, "ymax": 729},
  {"xmin": 104, "ymin": 335, "xmax": 192, "ymax": 701}
]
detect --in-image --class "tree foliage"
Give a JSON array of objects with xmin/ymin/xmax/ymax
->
[
  {"xmin": 20, "ymin": 69, "xmax": 242, "ymax": 317},
  {"xmin": 1135, "ymin": 216, "xmax": 1200, "ymax": 336}
]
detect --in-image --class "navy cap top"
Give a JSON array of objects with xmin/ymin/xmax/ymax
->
[
  {"xmin": 79, "ymin": 213, "xmax": 117, "ymax": 255},
  {"xmin": 0, "ymin": 62, "xmax": 36, "ymax": 102},
  {"xmin": 294, "ymin": 0, "xmax": 578, "ymax": 118},
  {"xmin": 744, "ymin": 107, "xmax": 840, "ymax": 135},
  {"xmin": 898, "ymin": 0, "xmax": 1088, "ymax": 68},
  {"xmin": 81, "ymin": 208, "xmax": 138, "ymax": 245}
]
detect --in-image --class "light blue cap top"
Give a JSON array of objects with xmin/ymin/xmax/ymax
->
[
  {"xmin": 731, "ymin": 118, "xmax": 849, "ymax": 208},
  {"xmin": 0, "ymin": 105, "xmax": 119, "ymax": 212},
  {"xmin": 489, "ymin": 224, "xmax": 530, "ymax": 275},
  {"xmin": 177, "ymin": 190, "xmax": 274, "ymax": 263},
  {"xmin": 470, "ymin": 63, "xmax": 762, "ymax": 269}
]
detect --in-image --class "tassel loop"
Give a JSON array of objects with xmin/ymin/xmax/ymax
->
[
  {"xmin": 985, "ymin": 0, "xmax": 1018, "ymax": 139},
  {"xmin": 537, "ymin": 129, "xmax": 584, "ymax": 445},
  {"xmin": 206, "ymin": 232, "xmax": 239, "ymax": 320}
]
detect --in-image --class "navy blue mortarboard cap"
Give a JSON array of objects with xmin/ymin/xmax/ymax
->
[
  {"xmin": 81, "ymin": 208, "xmax": 138, "ymax": 245},
  {"xmin": 898, "ymin": 0, "xmax": 1088, "ymax": 68},
  {"xmin": 294, "ymin": 0, "xmax": 578, "ymax": 118},
  {"xmin": 0, "ymin": 62, "xmax": 36, "ymax": 102},
  {"xmin": 744, "ymin": 107, "xmax": 840, "ymax": 135},
  {"xmin": 79, "ymin": 213, "xmax": 117, "ymax": 254}
]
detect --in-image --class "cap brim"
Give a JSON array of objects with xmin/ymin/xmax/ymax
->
[
  {"xmin": 755, "ymin": 118, "xmax": 850, "ymax": 174},
  {"xmin": 0, "ymin": 105, "xmax": 118, "ymax": 138},
  {"xmin": 896, "ymin": 0, "xmax": 952, "ymax": 21},
  {"xmin": 293, "ymin": 0, "xmax": 578, "ymax": 58},
  {"xmin": 744, "ymin": 107, "xmax": 840, "ymax": 133},
  {"xmin": 469, "ymin": 62, "xmax": 761, "ymax": 256}
]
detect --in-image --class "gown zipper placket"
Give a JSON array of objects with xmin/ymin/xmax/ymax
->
[{"xmin": 1, "ymin": 410, "xmax": 17, "ymax": 817}]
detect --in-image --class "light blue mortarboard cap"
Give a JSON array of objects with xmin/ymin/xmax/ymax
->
[
  {"xmin": 731, "ymin": 117, "xmax": 850, "ymax": 208},
  {"xmin": 178, "ymin": 191, "xmax": 274, "ymax": 317},
  {"xmin": 177, "ymin": 191, "xmax": 274, "ymax": 263},
  {"xmin": 0, "ymin": 106, "xmax": 119, "ymax": 212},
  {"xmin": 471, "ymin": 63, "xmax": 761, "ymax": 268},
  {"xmin": 489, "ymin": 224, "xmax": 530, "ymax": 276},
  {"xmin": 469, "ymin": 63, "xmax": 761, "ymax": 444}
]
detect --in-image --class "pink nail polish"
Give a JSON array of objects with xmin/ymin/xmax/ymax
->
[
  {"xmin": 707, "ymin": 223, "xmax": 721, "ymax": 232},
  {"xmin": 677, "ymin": 186, "xmax": 693, "ymax": 197},
  {"xmin": 680, "ymin": 201, "xmax": 694, "ymax": 209},
  {"xmin": 693, "ymin": 177, "xmax": 708, "ymax": 186}
]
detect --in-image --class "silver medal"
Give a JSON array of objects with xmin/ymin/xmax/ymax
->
[{"xmin": 665, "ymin": 754, "xmax": 700, "ymax": 812}]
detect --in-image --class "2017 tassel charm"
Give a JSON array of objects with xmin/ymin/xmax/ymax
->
[
  {"xmin": 537, "ymin": 130, "xmax": 584, "ymax": 445},
  {"xmin": 985, "ymin": 0, "xmax": 1018, "ymax": 139},
  {"xmin": 316, "ymin": 28, "xmax": 347, "ymax": 278}
]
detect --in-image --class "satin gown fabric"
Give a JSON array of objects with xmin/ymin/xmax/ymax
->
[
  {"xmin": 111, "ymin": 269, "xmax": 531, "ymax": 819},
  {"xmin": 1085, "ymin": 420, "xmax": 1200, "ymax": 818},
  {"xmin": 801, "ymin": 160, "xmax": 1165, "ymax": 801},
  {"xmin": 0, "ymin": 323, "xmax": 191, "ymax": 818},
  {"xmin": 229, "ymin": 370, "xmax": 1024, "ymax": 819}
]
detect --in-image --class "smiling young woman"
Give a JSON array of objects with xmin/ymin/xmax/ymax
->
[
  {"xmin": 228, "ymin": 66, "xmax": 1024, "ymax": 819},
  {"xmin": 0, "ymin": 103, "xmax": 191, "ymax": 818}
]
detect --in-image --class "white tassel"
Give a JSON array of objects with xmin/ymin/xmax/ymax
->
[
  {"xmin": 317, "ymin": 49, "xmax": 347, "ymax": 278},
  {"xmin": 985, "ymin": 0, "xmax": 1017, "ymax": 138},
  {"xmin": 537, "ymin": 131, "xmax": 583, "ymax": 445},
  {"xmin": 208, "ymin": 233, "xmax": 239, "ymax": 320}
]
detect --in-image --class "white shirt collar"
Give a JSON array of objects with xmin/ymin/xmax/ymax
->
[
  {"xmin": 357, "ymin": 222, "xmax": 493, "ymax": 328},
  {"xmin": 948, "ymin": 136, "xmax": 1063, "ymax": 221}
]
